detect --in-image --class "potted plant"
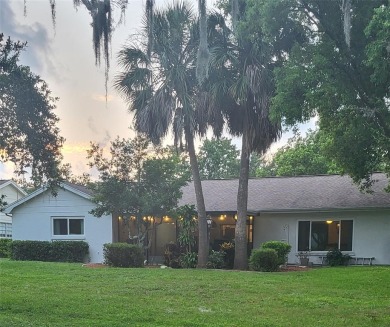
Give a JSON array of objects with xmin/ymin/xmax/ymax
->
[{"xmin": 297, "ymin": 251, "xmax": 310, "ymax": 266}]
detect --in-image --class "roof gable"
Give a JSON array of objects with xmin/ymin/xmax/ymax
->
[
  {"xmin": 0, "ymin": 180, "xmax": 27, "ymax": 196},
  {"xmin": 4, "ymin": 182, "xmax": 93, "ymax": 214}
]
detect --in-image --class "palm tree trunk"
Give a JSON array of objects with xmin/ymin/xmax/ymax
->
[
  {"xmin": 234, "ymin": 127, "xmax": 250, "ymax": 270},
  {"xmin": 186, "ymin": 132, "xmax": 209, "ymax": 268}
]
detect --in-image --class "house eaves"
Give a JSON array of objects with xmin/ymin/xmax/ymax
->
[
  {"xmin": 0, "ymin": 180, "xmax": 27, "ymax": 196},
  {"xmin": 4, "ymin": 182, "xmax": 92, "ymax": 214}
]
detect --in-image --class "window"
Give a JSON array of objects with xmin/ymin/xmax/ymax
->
[
  {"xmin": 0, "ymin": 223, "xmax": 12, "ymax": 238},
  {"xmin": 53, "ymin": 218, "xmax": 84, "ymax": 236},
  {"xmin": 298, "ymin": 220, "xmax": 353, "ymax": 251}
]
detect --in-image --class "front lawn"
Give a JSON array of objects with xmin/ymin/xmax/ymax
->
[{"xmin": 0, "ymin": 260, "xmax": 389, "ymax": 326}]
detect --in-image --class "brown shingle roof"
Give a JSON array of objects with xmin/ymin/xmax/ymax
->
[
  {"xmin": 63, "ymin": 181, "xmax": 94, "ymax": 196},
  {"xmin": 179, "ymin": 173, "xmax": 390, "ymax": 213}
]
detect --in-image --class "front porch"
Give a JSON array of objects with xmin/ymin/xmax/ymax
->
[{"xmin": 112, "ymin": 213, "xmax": 254, "ymax": 263}]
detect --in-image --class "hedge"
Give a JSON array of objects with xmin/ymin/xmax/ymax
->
[
  {"xmin": 103, "ymin": 243, "xmax": 144, "ymax": 268},
  {"xmin": 0, "ymin": 238, "xmax": 12, "ymax": 258},
  {"xmin": 10, "ymin": 240, "xmax": 89, "ymax": 263}
]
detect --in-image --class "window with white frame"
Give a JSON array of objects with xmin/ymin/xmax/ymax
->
[
  {"xmin": 53, "ymin": 217, "xmax": 84, "ymax": 236},
  {"xmin": 0, "ymin": 223, "xmax": 12, "ymax": 238},
  {"xmin": 298, "ymin": 220, "xmax": 353, "ymax": 251}
]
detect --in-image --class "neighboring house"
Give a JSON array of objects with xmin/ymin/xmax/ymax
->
[
  {"xmin": 0, "ymin": 180, "xmax": 27, "ymax": 239},
  {"xmin": 180, "ymin": 173, "xmax": 390, "ymax": 265},
  {"xmin": 4, "ymin": 182, "xmax": 112, "ymax": 263}
]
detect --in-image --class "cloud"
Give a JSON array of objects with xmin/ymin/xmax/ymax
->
[
  {"xmin": 91, "ymin": 93, "xmax": 114, "ymax": 102},
  {"xmin": 61, "ymin": 143, "xmax": 90, "ymax": 155},
  {"xmin": 87, "ymin": 116, "xmax": 98, "ymax": 134},
  {"xmin": 0, "ymin": 1, "xmax": 57, "ymax": 78}
]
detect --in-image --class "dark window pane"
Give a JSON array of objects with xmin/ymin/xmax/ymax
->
[
  {"xmin": 311, "ymin": 221, "xmax": 329, "ymax": 251},
  {"xmin": 69, "ymin": 219, "xmax": 84, "ymax": 235},
  {"xmin": 298, "ymin": 221, "xmax": 310, "ymax": 251},
  {"xmin": 340, "ymin": 220, "xmax": 353, "ymax": 251},
  {"xmin": 54, "ymin": 219, "xmax": 67, "ymax": 235}
]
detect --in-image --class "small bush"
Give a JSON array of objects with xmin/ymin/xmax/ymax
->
[
  {"xmin": 249, "ymin": 248, "xmax": 279, "ymax": 272},
  {"xmin": 164, "ymin": 243, "xmax": 182, "ymax": 268},
  {"xmin": 206, "ymin": 250, "xmax": 225, "ymax": 269},
  {"xmin": 220, "ymin": 241, "xmax": 235, "ymax": 269},
  {"xmin": 326, "ymin": 249, "xmax": 351, "ymax": 266},
  {"xmin": 261, "ymin": 241, "xmax": 291, "ymax": 266},
  {"xmin": 0, "ymin": 238, "xmax": 12, "ymax": 258},
  {"xmin": 179, "ymin": 252, "xmax": 197, "ymax": 268},
  {"xmin": 10, "ymin": 240, "xmax": 89, "ymax": 262},
  {"xmin": 103, "ymin": 243, "xmax": 144, "ymax": 268}
]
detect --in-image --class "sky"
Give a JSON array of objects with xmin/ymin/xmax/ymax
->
[{"xmin": 0, "ymin": 0, "xmax": 315, "ymax": 180}]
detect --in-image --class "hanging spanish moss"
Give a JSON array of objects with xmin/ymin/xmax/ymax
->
[
  {"xmin": 196, "ymin": 0, "xmax": 210, "ymax": 85},
  {"xmin": 341, "ymin": 0, "xmax": 352, "ymax": 48},
  {"xmin": 49, "ymin": 0, "xmax": 56, "ymax": 29},
  {"xmin": 44, "ymin": 0, "xmax": 128, "ymax": 96},
  {"xmin": 231, "ymin": 0, "xmax": 239, "ymax": 32},
  {"xmin": 146, "ymin": 0, "xmax": 155, "ymax": 58}
]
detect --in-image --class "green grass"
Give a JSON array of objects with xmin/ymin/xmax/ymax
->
[{"xmin": 0, "ymin": 260, "xmax": 389, "ymax": 326}]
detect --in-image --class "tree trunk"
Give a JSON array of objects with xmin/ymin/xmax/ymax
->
[
  {"xmin": 234, "ymin": 128, "xmax": 250, "ymax": 270},
  {"xmin": 186, "ymin": 133, "xmax": 209, "ymax": 268}
]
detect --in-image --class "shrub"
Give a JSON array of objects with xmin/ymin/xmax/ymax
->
[
  {"xmin": 11, "ymin": 240, "xmax": 52, "ymax": 261},
  {"xmin": 103, "ymin": 243, "xmax": 144, "ymax": 268},
  {"xmin": 164, "ymin": 243, "xmax": 182, "ymax": 268},
  {"xmin": 220, "ymin": 241, "xmax": 235, "ymax": 269},
  {"xmin": 326, "ymin": 249, "xmax": 351, "ymax": 266},
  {"xmin": 0, "ymin": 238, "xmax": 12, "ymax": 258},
  {"xmin": 10, "ymin": 240, "xmax": 89, "ymax": 262},
  {"xmin": 179, "ymin": 252, "xmax": 197, "ymax": 268},
  {"xmin": 206, "ymin": 250, "xmax": 225, "ymax": 269},
  {"xmin": 50, "ymin": 241, "xmax": 89, "ymax": 263},
  {"xmin": 249, "ymin": 248, "xmax": 279, "ymax": 272},
  {"xmin": 261, "ymin": 241, "xmax": 291, "ymax": 266}
]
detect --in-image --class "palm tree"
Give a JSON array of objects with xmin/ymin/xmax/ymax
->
[
  {"xmin": 114, "ymin": 2, "xmax": 210, "ymax": 267},
  {"xmin": 204, "ymin": 12, "xmax": 281, "ymax": 270}
]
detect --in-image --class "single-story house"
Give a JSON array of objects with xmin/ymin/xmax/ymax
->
[
  {"xmin": 4, "ymin": 173, "xmax": 390, "ymax": 265},
  {"xmin": 0, "ymin": 180, "xmax": 27, "ymax": 239},
  {"xmin": 4, "ymin": 182, "xmax": 112, "ymax": 263},
  {"xmin": 180, "ymin": 173, "xmax": 390, "ymax": 265}
]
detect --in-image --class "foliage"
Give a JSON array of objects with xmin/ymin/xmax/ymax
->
[
  {"xmin": 175, "ymin": 205, "xmax": 198, "ymax": 254},
  {"xmin": 1, "ymin": 261, "xmax": 390, "ymax": 326},
  {"xmin": 256, "ymin": 129, "xmax": 343, "ymax": 177},
  {"xmin": 205, "ymin": 1, "xmax": 283, "ymax": 270},
  {"xmin": 50, "ymin": 241, "xmax": 89, "ymax": 263},
  {"xmin": 115, "ymin": 3, "xmax": 211, "ymax": 267},
  {"xmin": 10, "ymin": 240, "xmax": 89, "ymax": 263},
  {"xmin": 163, "ymin": 243, "xmax": 182, "ymax": 268},
  {"xmin": 103, "ymin": 243, "xmax": 144, "ymax": 268},
  {"xmin": 0, "ymin": 34, "xmax": 64, "ymax": 187},
  {"xmin": 326, "ymin": 249, "xmax": 352, "ymax": 267},
  {"xmin": 198, "ymin": 138, "xmax": 240, "ymax": 179},
  {"xmin": 11, "ymin": 241, "xmax": 52, "ymax": 261},
  {"xmin": 253, "ymin": 0, "xmax": 390, "ymax": 190},
  {"xmin": 0, "ymin": 238, "xmax": 12, "ymax": 258},
  {"xmin": 179, "ymin": 251, "xmax": 198, "ymax": 269},
  {"xmin": 220, "ymin": 241, "xmax": 235, "ymax": 269},
  {"xmin": 261, "ymin": 241, "xmax": 291, "ymax": 266},
  {"xmin": 206, "ymin": 250, "xmax": 225, "ymax": 269},
  {"xmin": 88, "ymin": 136, "xmax": 189, "ymax": 250},
  {"xmin": 249, "ymin": 248, "xmax": 279, "ymax": 272}
]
